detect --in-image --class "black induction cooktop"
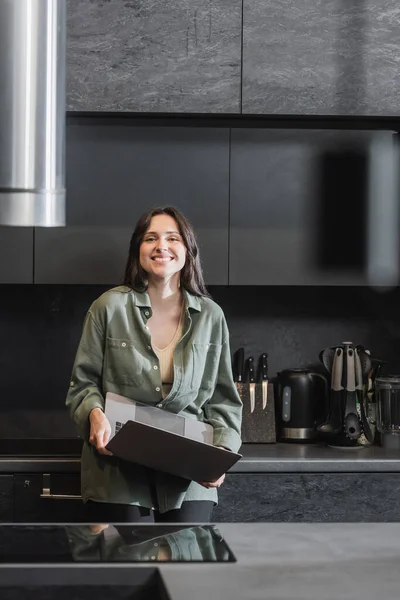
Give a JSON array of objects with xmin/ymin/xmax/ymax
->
[{"xmin": 0, "ymin": 524, "xmax": 236, "ymax": 564}]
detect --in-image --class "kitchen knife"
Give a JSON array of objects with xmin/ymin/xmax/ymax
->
[
  {"xmin": 258, "ymin": 353, "xmax": 269, "ymax": 409},
  {"xmin": 234, "ymin": 347, "xmax": 245, "ymax": 384},
  {"xmin": 247, "ymin": 356, "xmax": 256, "ymax": 413}
]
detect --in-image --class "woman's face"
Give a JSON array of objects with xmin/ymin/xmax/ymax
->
[{"xmin": 139, "ymin": 214, "xmax": 187, "ymax": 282}]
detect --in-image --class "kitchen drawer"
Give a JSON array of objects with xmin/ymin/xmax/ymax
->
[
  {"xmin": 0, "ymin": 475, "xmax": 13, "ymax": 522},
  {"xmin": 14, "ymin": 473, "xmax": 87, "ymax": 523}
]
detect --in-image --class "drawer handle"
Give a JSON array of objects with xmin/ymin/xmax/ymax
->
[{"xmin": 40, "ymin": 473, "xmax": 82, "ymax": 500}]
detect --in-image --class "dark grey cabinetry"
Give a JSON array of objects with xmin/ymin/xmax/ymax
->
[
  {"xmin": 0, "ymin": 229, "xmax": 33, "ymax": 283},
  {"xmin": 242, "ymin": 1, "xmax": 400, "ymax": 115},
  {"xmin": 214, "ymin": 473, "xmax": 400, "ymax": 522},
  {"xmin": 35, "ymin": 125, "xmax": 230, "ymax": 285},
  {"xmin": 0, "ymin": 475, "xmax": 13, "ymax": 522},
  {"xmin": 13, "ymin": 473, "xmax": 86, "ymax": 523},
  {"xmin": 229, "ymin": 128, "xmax": 370, "ymax": 285},
  {"xmin": 67, "ymin": 0, "xmax": 241, "ymax": 113}
]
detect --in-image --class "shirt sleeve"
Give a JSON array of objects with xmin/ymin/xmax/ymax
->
[
  {"xmin": 203, "ymin": 317, "xmax": 243, "ymax": 453},
  {"xmin": 65, "ymin": 309, "xmax": 106, "ymax": 440}
]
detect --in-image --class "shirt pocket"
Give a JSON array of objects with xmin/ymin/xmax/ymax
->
[
  {"xmin": 190, "ymin": 343, "xmax": 222, "ymax": 392},
  {"xmin": 104, "ymin": 337, "xmax": 146, "ymax": 387}
]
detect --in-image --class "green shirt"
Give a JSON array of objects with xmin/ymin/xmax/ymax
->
[{"xmin": 65, "ymin": 285, "xmax": 243, "ymax": 513}]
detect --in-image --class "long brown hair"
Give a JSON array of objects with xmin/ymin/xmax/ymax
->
[{"xmin": 123, "ymin": 206, "xmax": 210, "ymax": 297}]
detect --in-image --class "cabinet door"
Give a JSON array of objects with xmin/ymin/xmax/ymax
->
[
  {"xmin": 14, "ymin": 473, "xmax": 87, "ymax": 523},
  {"xmin": 243, "ymin": 1, "xmax": 400, "ymax": 115},
  {"xmin": 214, "ymin": 473, "xmax": 400, "ymax": 522},
  {"xmin": 0, "ymin": 475, "xmax": 13, "ymax": 522},
  {"xmin": 229, "ymin": 128, "xmax": 371, "ymax": 285},
  {"xmin": 67, "ymin": 0, "xmax": 241, "ymax": 113},
  {"xmin": 35, "ymin": 125, "xmax": 229, "ymax": 285},
  {"xmin": 0, "ymin": 229, "xmax": 33, "ymax": 283}
]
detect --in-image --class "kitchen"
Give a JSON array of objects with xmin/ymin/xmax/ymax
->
[{"xmin": 1, "ymin": 0, "xmax": 400, "ymax": 597}]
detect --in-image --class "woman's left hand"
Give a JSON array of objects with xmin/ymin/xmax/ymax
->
[
  {"xmin": 198, "ymin": 473, "xmax": 225, "ymax": 489},
  {"xmin": 199, "ymin": 445, "xmax": 227, "ymax": 488}
]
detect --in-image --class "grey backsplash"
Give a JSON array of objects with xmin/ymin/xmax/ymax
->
[{"xmin": 0, "ymin": 283, "xmax": 399, "ymax": 439}]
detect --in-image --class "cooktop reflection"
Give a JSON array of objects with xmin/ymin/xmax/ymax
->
[{"xmin": 0, "ymin": 524, "xmax": 236, "ymax": 563}]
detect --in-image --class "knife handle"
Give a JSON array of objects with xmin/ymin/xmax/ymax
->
[
  {"xmin": 248, "ymin": 356, "xmax": 255, "ymax": 383},
  {"xmin": 235, "ymin": 348, "xmax": 245, "ymax": 383},
  {"xmin": 259, "ymin": 353, "xmax": 268, "ymax": 381}
]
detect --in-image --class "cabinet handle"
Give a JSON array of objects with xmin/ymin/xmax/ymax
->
[{"xmin": 40, "ymin": 473, "xmax": 82, "ymax": 500}]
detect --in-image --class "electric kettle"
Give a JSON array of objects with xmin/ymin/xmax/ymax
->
[{"xmin": 275, "ymin": 369, "xmax": 329, "ymax": 441}]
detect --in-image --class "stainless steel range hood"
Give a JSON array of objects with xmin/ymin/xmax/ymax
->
[{"xmin": 0, "ymin": 0, "xmax": 66, "ymax": 227}]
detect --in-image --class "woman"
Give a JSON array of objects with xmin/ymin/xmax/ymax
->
[{"xmin": 66, "ymin": 206, "xmax": 242, "ymax": 523}]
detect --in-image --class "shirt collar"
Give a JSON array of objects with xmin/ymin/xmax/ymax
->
[{"xmin": 132, "ymin": 288, "xmax": 202, "ymax": 312}]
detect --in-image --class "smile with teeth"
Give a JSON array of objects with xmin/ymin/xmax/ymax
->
[{"xmin": 152, "ymin": 256, "xmax": 173, "ymax": 262}]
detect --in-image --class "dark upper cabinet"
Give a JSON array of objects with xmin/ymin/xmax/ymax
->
[
  {"xmin": 229, "ymin": 128, "xmax": 373, "ymax": 286},
  {"xmin": 242, "ymin": 1, "xmax": 400, "ymax": 115},
  {"xmin": 35, "ymin": 124, "xmax": 230, "ymax": 285},
  {"xmin": 0, "ymin": 475, "xmax": 13, "ymax": 522},
  {"xmin": 0, "ymin": 229, "xmax": 33, "ymax": 284},
  {"xmin": 67, "ymin": 0, "xmax": 241, "ymax": 113}
]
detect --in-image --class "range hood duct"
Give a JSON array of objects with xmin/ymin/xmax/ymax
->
[{"xmin": 0, "ymin": 0, "xmax": 66, "ymax": 227}]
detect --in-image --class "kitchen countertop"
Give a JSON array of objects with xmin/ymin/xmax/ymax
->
[
  {"xmin": 161, "ymin": 523, "xmax": 400, "ymax": 599},
  {"xmin": 235, "ymin": 442, "xmax": 400, "ymax": 472},
  {"xmin": 1, "ymin": 443, "xmax": 400, "ymax": 473},
  {"xmin": 0, "ymin": 523, "xmax": 399, "ymax": 599}
]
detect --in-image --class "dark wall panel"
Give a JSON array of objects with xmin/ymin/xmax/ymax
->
[
  {"xmin": 0, "ymin": 283, "xmax": 399, "ymax": 439},
  {"xmin": 35, "ymin": 125, "xmax": 230, "ymax": 285}
]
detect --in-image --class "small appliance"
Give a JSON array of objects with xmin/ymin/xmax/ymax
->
[{"xmin": 275, "ymin": 368, "xmax": 328, "ymax": 441}]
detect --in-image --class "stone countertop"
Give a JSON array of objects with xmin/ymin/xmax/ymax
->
[
  {"xmin": 160, "ymin": 523, "xmax": 400, "ymax": 600},
  {"xmin": 234, "ymin": 442, "xmax": 400, "ymax": 472},
  {"xmin": 0, "ymin": 523, "xmax": 399, "ymax": 600},
  {"xmin": 1, "ymin": 443, "xmax": 400, "ymax": 473}
]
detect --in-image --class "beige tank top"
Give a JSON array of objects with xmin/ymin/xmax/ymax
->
[{"xmin": 152, "ymin": 306, "xmax": 185, "ymax": 398}]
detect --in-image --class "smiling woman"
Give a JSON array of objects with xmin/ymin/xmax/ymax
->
[{"xmin": 65, "ymin": 206, "xmax": 243, "ymax": 524}]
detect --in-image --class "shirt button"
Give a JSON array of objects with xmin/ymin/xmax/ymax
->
[
  {"xmin": 145, "ymin": 311, "xmax": 150, "ymax": 316},
  {"xmin": 156, "ymin": 403, "xmax": 162, "ymax": 408},
  {"xmin": 153, "ymin": 365, "xmax": 158, "ymax": 370},
  {"xmin": 70, "ymin": 381, "xmax": 74, "ymax": 387},
  {"xmin": 121, "ymin": 342, "xmax": 126, "ymax": 347},
  {"xmin": 155, "ymin": 387, "xmax": 160, "ymax": 392},
  {"xmin": 154, "ymin": 542, "xmax": 159, "ymax": 547},
  {"xmin": 151, "ymin": 556, "xmax": 156, "ymax": 560},
  {"xmin": 148, "ymin": 345, "xmax": 151, "ymax": 350}
]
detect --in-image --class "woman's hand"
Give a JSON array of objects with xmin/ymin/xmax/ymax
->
[
  {"xmin": 89, "ymin": 408, "xmax": 113, "ymax": 456},
  {"xmin": 199, "ymin": 445, "xmax": 227, "ymax": 488},
  {"xmin": 198, "ymin": 473, "xmax": 225, "ymax": 489}
]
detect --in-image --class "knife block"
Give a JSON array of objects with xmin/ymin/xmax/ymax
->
[{"xmin": 239, "ymin": 382, "xmax": 276, "ymax": 443}]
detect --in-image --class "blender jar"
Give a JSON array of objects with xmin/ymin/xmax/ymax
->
[{"xmin": 375, "ymin": 376, "xmax": 400, "ymax": 449}]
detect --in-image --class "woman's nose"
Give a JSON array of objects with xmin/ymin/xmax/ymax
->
[{"xmin": 155, "ymin": 239, "xmax": 168, "ymax": 251}]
